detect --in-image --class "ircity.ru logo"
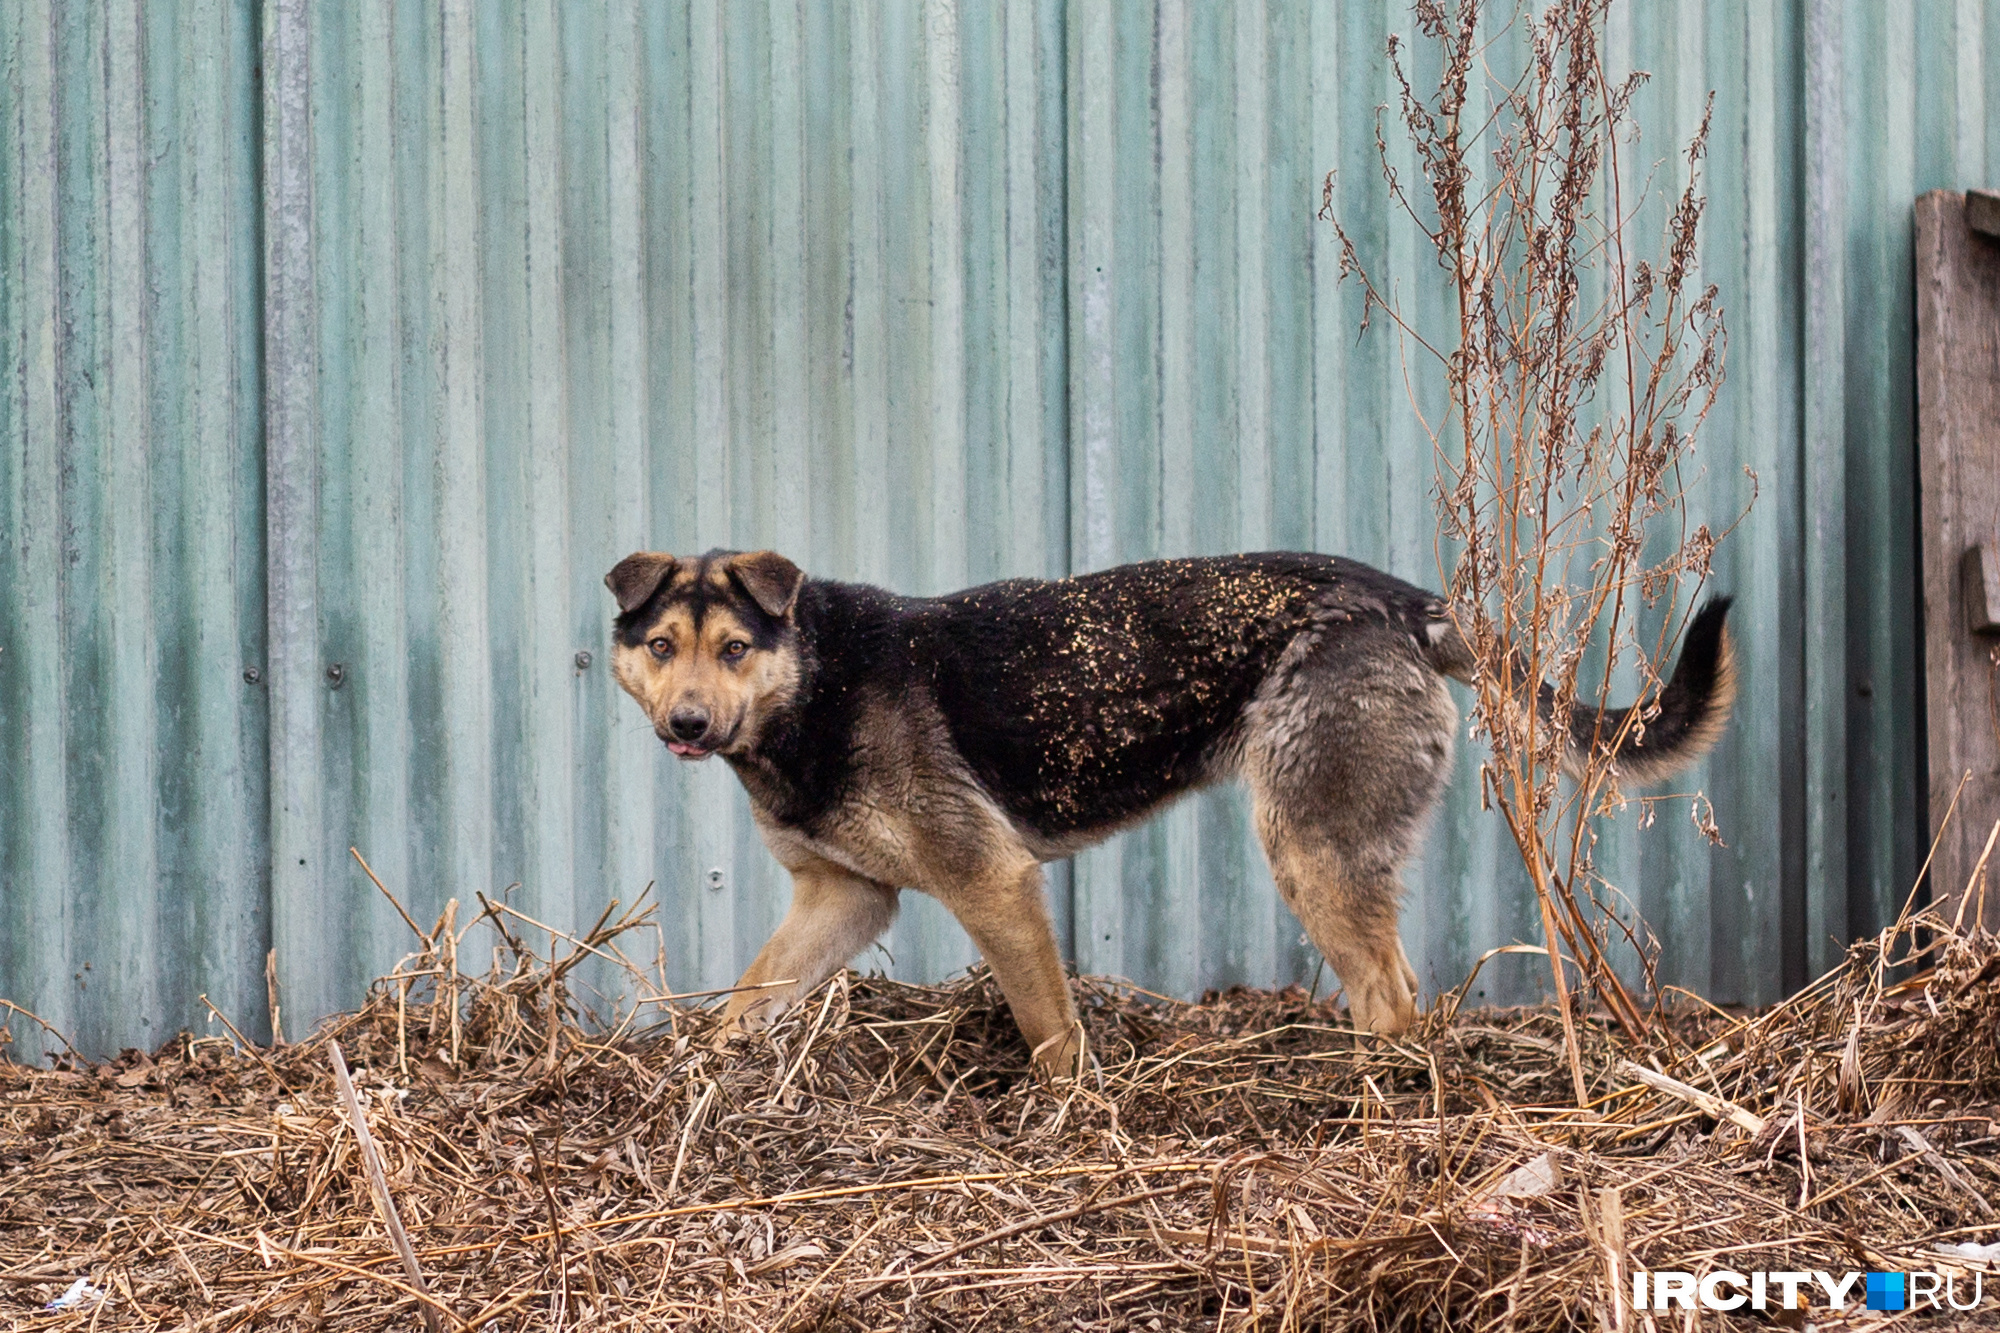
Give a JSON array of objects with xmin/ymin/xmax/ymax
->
[{"xmin": 1633, "ymin": 1269, "xmax": 1986, "ymax": 1312}]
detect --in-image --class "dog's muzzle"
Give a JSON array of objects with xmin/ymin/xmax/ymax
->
[{"xmin": 664, "ymin": 706, "xmax": 717, "ymax": 759}]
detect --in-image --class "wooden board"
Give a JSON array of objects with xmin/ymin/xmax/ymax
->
[{"xmin": 1914, "ymin": 191, "xmax": 2000, "ymax": 924}]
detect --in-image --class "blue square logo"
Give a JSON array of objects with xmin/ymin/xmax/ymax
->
[{"xmin": 1866, "ymin": 1272, "xmax": 1906, "ymax": 1311}]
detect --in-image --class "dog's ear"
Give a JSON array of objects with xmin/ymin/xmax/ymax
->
[
  {"xmin": 729, "ymin": 550, "xmax": 805, "ymax": 620},
  {"xmin": 605, "ymin": 552, "xmax": 677, "ymax": 614}
]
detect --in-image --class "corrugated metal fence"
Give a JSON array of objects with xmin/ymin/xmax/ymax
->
[{"xmin": 5, "ymin": 0, "xmax": 1993, "ymax": 1061}]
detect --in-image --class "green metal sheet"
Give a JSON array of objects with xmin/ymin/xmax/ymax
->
[
  {"xmin": 259, "ymin": 0, "xmax": 1071, "ymax": 1033},
  {"xmin": 1060, "ymin": 0, "xmax": 1970, "ymax": 1010},
  {"xmin": 3, "ymin": 0, "xmax": 1995, "ymax": 1059},
  {"xmin": 2, "ymin": 1, "xmax": 267, "ymax": 1063}
]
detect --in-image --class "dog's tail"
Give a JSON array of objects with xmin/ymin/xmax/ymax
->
[{"xmin": 1426, "ymin": 596, "xmax": 1737, "ymax": 784}]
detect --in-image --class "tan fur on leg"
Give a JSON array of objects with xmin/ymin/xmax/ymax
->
[
  {"xmin": 717, "ymin": 862, "xmax": 897, "ymax": 1043},
  {"xmin": 1256, "ymin": 813, "xmax": 1419, "ymax": 1037},
  {"xmin": 932, "ymin": 855, "xmax": 1083, "ymax": 1083}
]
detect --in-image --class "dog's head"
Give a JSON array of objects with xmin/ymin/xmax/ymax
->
[{"xmin": 605, "ymin": 549, "xmax": 807, "ymax": 761}]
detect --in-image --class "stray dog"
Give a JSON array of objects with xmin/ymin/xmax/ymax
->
[{"xmin": 606, "ymin": 549, "xmax": 1734, "ymax": 1079}]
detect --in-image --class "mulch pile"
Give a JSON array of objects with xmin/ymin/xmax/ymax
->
[{"xmin": 7, "ymin": 889, "xmax": 2000, "ymax": 1331}]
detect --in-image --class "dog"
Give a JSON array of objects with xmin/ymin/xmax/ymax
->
[{"xmin": 606, "ymin": 548, "xmax": 1735, "ymax": 1080}]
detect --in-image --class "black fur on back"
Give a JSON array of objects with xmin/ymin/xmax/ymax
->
[{"xmin": 738, "ymin": 553, "xmax": 1454, "ymax": 841}]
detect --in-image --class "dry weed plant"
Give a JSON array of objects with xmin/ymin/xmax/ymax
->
[{"xmin": 1322, "ymin": 0, "xmax": 1747, "ymax": 1097}]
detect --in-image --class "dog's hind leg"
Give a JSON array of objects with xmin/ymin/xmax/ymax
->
[
  {"xmin": 1243, "ymin": 634, "xmax": 1455, "ymax": 1037},
  {"xmin": 717, "ymin": 861, "xmax": 898, "ymax": 1039},
  {"xmin": 1256, "ymin": 815, "xmax": 1420, "ymax": 1035}
]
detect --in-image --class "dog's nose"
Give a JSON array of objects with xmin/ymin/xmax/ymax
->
[{"xmin": 667, "ymin": 707, "xmax": 710, "ymax": 741}]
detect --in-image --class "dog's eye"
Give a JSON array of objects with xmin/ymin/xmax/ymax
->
[
  {"xmin": 647, "ymin": 637, "xmax": 673, "ymax": 659},
  {"xmin": 721, "ymin": 640, "xmax": 750, "ymax": 660}
]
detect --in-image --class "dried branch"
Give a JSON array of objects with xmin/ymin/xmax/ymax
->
[{"xmin": 1324, "ymin": 0, "xmax": 1747, "ymax": 1094}]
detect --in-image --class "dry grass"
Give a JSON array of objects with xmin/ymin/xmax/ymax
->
[{"xmin": 8, "ymin": 893, "xmax": 2000, "ymax": 1331}]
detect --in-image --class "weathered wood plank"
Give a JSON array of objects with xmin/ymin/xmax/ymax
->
[
  {"xmin": 1915, "ymin": 190, "xmax": 2000, "ymax": 924},
  {"xmin": 1967, "ymin": 189, "xmax": 2000, "ymax": 238}
]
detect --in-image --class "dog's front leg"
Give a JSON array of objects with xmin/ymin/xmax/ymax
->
[
  {"xmin": 715, "ymin": 863, "xmax": 897, "ymax": 1042},
  {"xmin": 938, "ymin": 856, "xmax": 1083, "ymax": 1083}
]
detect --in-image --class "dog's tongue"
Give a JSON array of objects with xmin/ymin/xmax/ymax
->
[{"xmin": 667, "ymin": 741, "xmax": 710, "ymax": 759}]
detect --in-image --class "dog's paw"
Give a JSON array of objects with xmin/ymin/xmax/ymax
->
[
  {"xmin": 706, "ymin": 1019, "xmax": 763, "ymax": 1056},
  {"xmin": 1347, "ymin": 982, "xmax": 1417, "ymax": 1037},
  {"xmin": 1029, "ymin": 1024, "xmax": 1088, "ymax": 1085}
]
